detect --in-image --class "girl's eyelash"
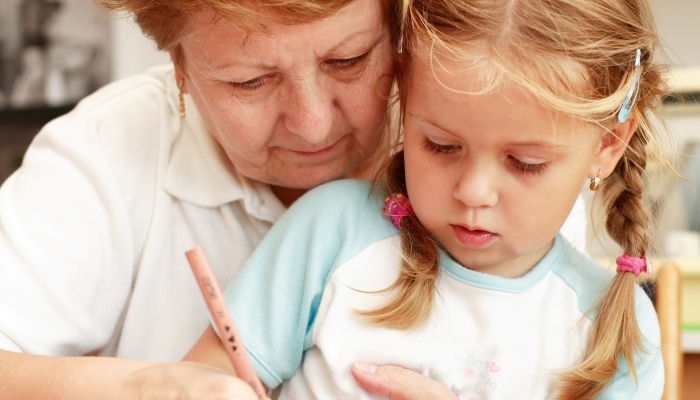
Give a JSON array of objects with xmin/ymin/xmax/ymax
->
[
  {"xmin": 509, "ymin": 157, "xmax": 548, "ymax": 175},
  {"xmin": 421, "ymin": 137, "xmax": 548, "ymax": 175},
  {"xmin": 421, "ymin": 137, "xmax": 459, "ymax": 155}
]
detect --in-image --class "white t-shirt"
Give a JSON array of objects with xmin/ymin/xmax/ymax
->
[
  {"xmin": 0, "ymin": 65, "xmax": 286, "ymax": 361},
  {"xmin": 223, "ymin": 180, "xmax": 663, "ymax": 399}
]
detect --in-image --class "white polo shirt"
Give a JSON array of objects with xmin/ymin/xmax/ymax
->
[
  {"xmin": 0, "ymin": 65, "xmax": 286, "ymax": 361},
  {"xmin": 224, "ymin": 180, "xmax": 662, "ymax": 399}
]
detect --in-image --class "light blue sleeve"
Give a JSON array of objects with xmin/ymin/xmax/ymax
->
[
  {"xmin": 219, "ymin": 179, "xmax": 396, "ymax": 389},
  {"xmin": 598, "ymin": 285, "xmax": 664, "ymax": 399}
]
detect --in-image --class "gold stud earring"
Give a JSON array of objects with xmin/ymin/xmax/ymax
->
[
  {"xmin": 589, "ymin": 169, "xmax": 601, "ymax": 191},
  {"xmin": 178, "ymin": 79, "xmax": 186, "ymax": 118}
]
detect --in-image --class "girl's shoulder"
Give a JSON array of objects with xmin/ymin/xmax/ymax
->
[
  {"xmin": 275, "ymin": 179, "xmax": 397, "ymax": 247},
  {"xmin": 298, "ymin": 179, "xmax": 374, "ymax": 201},
  {"xmin": 288, "ymin": 179, "xmax": 387, "ymax": 224},
  {"xmin": 551, "ymin": 237, "xmax": 658, "ymax": 323}
]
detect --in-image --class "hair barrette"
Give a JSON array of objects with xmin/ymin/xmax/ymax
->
[
  {"xmin": 383, "ymin": 193, "xmax": 415, "ymax": 229},
  {"xmin": 616, "ymin": 254, "xmax": 652, "ymax": 278},
  {"xmin": 617, "ymin": 49, "xmax": 641, "ymax": 123}
]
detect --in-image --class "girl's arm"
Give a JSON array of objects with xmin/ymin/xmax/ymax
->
[{"xmin": 183, "ymin": 326, "xmax": 238, "ymax": 375}]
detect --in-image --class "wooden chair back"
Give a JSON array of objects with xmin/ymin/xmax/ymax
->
[{"xmin": 654, "ymin": 262, "xmax": 683, "ymax": 400}]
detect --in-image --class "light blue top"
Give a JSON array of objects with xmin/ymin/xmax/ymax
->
[{"xmin": 222, "ymin": 179, "xmax": 663, "ymax": 399}]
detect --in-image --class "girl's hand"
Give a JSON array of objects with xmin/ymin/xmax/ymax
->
[
  {"xmin": 118, "ymin": 361, "xmax": 259, "ymax": 400},
  {"xmin": 351, "ymin": 362, "xmax": 456, "ymax": 399}
]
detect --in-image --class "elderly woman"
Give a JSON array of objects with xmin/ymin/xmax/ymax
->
[{"xmin": 0, "ymin": 0, "xmax": 435, "ymax": 397}]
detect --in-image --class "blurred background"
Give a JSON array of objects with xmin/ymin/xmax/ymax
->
[{"xmin": 0, "ymin": 0, "xmax": 699, "ymax": 397}]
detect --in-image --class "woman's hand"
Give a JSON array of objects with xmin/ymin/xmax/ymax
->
[
  {"xmin": 352, "ymin": 362, "xmax": 456, "ymax": 400},
  {"xmin": 118, "ymin": 361, "xmax": 259, "ymax": 400}
]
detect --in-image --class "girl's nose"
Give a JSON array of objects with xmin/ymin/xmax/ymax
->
[
  {"xmin": 283, "ymin": 76, "xmax": 334, "ymax": 144},
  {"xmin": 453, "ymin": 162, "xmax": 499, "ymax": 208}
]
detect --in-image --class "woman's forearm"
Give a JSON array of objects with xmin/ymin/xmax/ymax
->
[
  {"xmin": 0, "ymin": 349, "xmax": 258, "ymax": 399},
  {"xmin": 0, "ymin": 349, "xmax": 151, "ymax": 399}
]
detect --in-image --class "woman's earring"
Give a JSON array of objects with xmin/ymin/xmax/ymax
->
[
  {"xmin": 178, "ymin": 79, "xmax": 186, "ymax": 118},
  {"xmin": 589, "ymin": 169, "xmax": 602, "ymax": 192}
]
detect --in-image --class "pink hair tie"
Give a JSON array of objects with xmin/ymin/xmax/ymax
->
[
  {"xmin": 615, "ymin": 254, "xmax": 652, "ymax": 277},
  {"xmin": 383, "ymin": 193, "xmax": 415, "ymax": 229}
]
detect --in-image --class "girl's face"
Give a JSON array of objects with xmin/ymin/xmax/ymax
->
[
  {"xmin": 403, "ymin": 55, "xmax": 604, "ymax": 278},
  {"xmin": 177, "ymin": 0, "xmax": 394, "ymax": 199}
]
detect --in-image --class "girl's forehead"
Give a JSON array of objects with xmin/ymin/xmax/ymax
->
[
  {"xmin": 414, "ymin": 43, "xmax": 587, "ymax": 90},
  {"xmin": 405, "ymin": 54, "xmax": 603, "ymax": 139}
]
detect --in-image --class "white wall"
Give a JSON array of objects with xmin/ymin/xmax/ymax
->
[
  {"xmin": 109, "ymin": 15, "xmax": 170, "ymax": 81},
  {"xmin": 649, "ymin": 0, "xmax": 700, "ymax": 68}
]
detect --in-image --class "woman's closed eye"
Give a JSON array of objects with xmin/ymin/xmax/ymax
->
[
  {"xmin": 326, "ymin": 52, "xmax": 369, "ymax": 69},
  {"xmin": 230, "ymin": 74, "xmax": 274, "ymax": 90},
  {"xmin": 229, "ymin": 53, "xmax": 369, "ymax": 91},
  {"xmin": 421, "ymin": 137, "xmax": 460, "ymax": 155},
  {"xmin": 508, "ymin": 156, "xmax": 548, "ymax": 176}
]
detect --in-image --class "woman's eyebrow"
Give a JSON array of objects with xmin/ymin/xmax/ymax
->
[
  {"xmin": 210, "ymin": 29, "xmax": 384, "ymax": 71},
  {"xmin": 324, "ymin": 28, "xmax": 387, "ymax": 56}
]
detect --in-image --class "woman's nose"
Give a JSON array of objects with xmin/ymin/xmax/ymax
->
[
  {"xmin": 283, "ymin": 76, "xmax": 334, "ymax": 144},
  {"xmin": 453, "ymin": 163, "xmax": 499, "ymax": 208}
]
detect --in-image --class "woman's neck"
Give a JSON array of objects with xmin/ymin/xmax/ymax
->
[{"xmin": 271, "ymin": 186, "xmax": 309, "ymax": 208}]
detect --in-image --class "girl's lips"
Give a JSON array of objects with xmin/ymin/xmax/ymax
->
[{"xmin": 452, "ymin": 225, "xmax": 497, "ymax": 248}]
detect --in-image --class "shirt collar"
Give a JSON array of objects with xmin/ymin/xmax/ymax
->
[{"xmin": 163, "ymin": 78, "xmax": 286, "ymax": 223}]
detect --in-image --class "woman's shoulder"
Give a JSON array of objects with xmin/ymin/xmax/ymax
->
[
  {"xmin": 62, "ymin": 64, "xmax": 176, "ymax": 128},
  {"xmin": 30, "ymin": 64, "xmax": 178, "ymax": 161}
]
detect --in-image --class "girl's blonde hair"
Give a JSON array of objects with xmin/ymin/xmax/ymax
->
[
  {"xmin": 94, "ymin": 0, "xmax": 400, "ymax": 69},
  {"xmin": 362, "ymin": 0, "xmax": 669, "ymax": 398}
]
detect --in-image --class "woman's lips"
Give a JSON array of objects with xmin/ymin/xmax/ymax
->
[
  {"xmin": 452, "ymin": 225, "xmax": 497, "ymax": 248},
  {"xmin": 290, "ymin": 140, "xmax": 340, "ymax": 159}
]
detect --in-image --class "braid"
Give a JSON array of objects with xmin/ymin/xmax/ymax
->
[
  {"xmin": 605, "ymin": 134, "xmax": 650, "ymax": 256},
  {"xmin": 557, "ymin": 133, "xmax": 650, "ymax": 399},
  {"xmin": 359, "ymin": 151, "xmax": 442, "ymax": 329}
]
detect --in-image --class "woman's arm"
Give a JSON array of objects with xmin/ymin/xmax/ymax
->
[
  {"xmin": 0, "ymin": 349, "xmax": 149, "ymax": 399},
  {"xmin": 0, "ymin": 349, "xmax": 257, "ymax": 399}
]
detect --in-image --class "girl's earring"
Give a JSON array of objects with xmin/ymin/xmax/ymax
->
[
  {"xmin": 589, "ymin": 169, "xmax": 602, "ymax": 192},
  {"xmin": 178, "ymin": 79, "xmax": 186, "ymax": 119}
]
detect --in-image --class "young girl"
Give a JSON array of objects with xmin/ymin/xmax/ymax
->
[{"xmin": 186, "ymin": 0, "xmax": 669, "ymax": 398}]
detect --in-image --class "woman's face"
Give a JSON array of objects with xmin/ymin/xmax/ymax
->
[{"xmin": 178, "ymin": 0, "xmax": 394, "ymax": 195}]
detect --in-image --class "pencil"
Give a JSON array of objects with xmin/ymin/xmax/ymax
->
[{"xmin": 185, "ymin": 246, "xmax": 269, "ymax": 400}]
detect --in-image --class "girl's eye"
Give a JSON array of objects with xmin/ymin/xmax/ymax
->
[
  {"xmin": 328, "ymin": 52, "xmax": 369, "ymax": 69},
  {"xmin": 421, "ymin": 137, "xmax": 460, "ymax": 155},
  {"xmin": 509, "ymin": 156, "xmax": 548, "ymax": 175},
  {"xmin": 231, "ymin": 76, "xmax": 267, "ymax": 90}
]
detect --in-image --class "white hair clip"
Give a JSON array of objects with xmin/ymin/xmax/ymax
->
[{"xmin": 617, "ymin": 49, "xmax": 641, "ymax": 123}]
